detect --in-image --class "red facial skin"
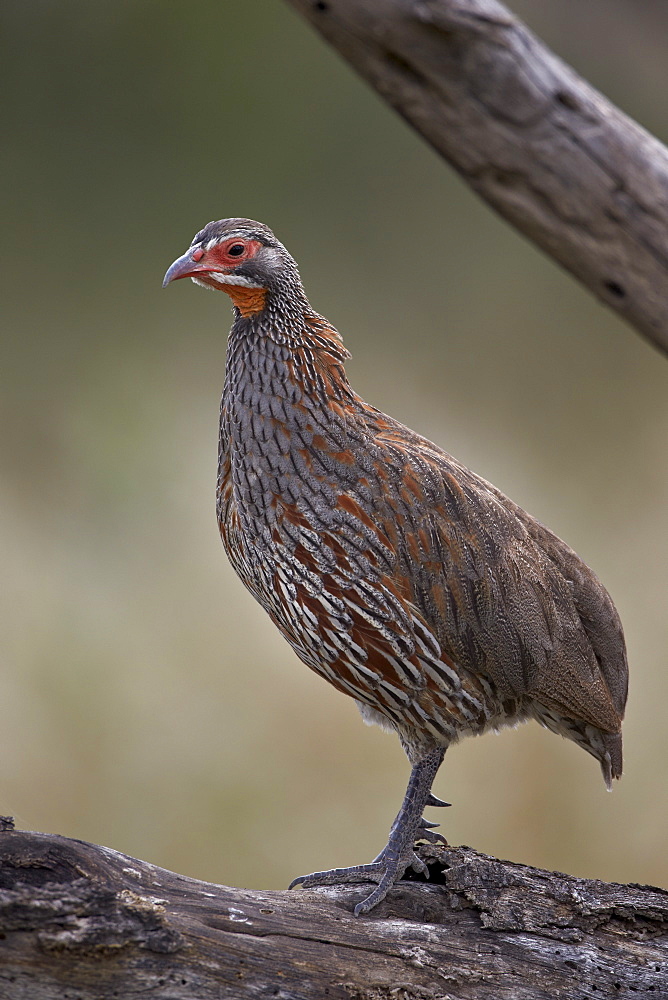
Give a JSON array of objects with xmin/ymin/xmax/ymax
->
[
  {"xmin": 189, "ymin": 238, "xmax": 262, "ymax": 290},
  {"xmin": 163, "ymin": 238, "xmax": 267, "ymax": 316},
  {"xmin": 163, "ymin": 238, "xmax": 262, "ymax": 286}
]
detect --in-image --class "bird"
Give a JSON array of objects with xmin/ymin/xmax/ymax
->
[{"xmin": 163, "ymin": 218, "xmax": 628, "ymax": 917}]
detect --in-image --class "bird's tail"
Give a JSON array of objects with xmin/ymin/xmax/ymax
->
[{"xmin": 599, "ymin": 731, "xmax": 623, "ymax": 791}]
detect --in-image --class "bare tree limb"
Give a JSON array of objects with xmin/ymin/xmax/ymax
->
[
  {"xmin": 1, "ymin": 828, "xmax": 666, "ymax": 998},
  {"xmin": 285, "ymin": 0, "xmax": 668, "ymax": 356}
]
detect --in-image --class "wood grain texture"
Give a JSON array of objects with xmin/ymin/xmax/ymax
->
[
  {"xmin": 284, "ymin": 0, "xmax": 668, "ymax": 356},
  {"xmin": 0, "ymin": 828, "xmax": 666, "ymax": 998}
]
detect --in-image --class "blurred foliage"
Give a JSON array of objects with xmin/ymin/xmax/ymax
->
[{"xmin": 1, "ymin": 1, "xmax": 667, "ymax": 894}]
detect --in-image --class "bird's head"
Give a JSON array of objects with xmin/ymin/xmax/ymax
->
[{"xmin": 162, "ymin": 218, "xmax": 302, "ymax": 318}]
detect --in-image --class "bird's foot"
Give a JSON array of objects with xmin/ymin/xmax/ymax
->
[
  {"xmin": 289, "ymin": 844, "xmax": 431, "ymax": 917},
  {"xmin": 289, "ymin": 815, "xmax": 447, "ymax": 917},
  {"xmin": 290, "ymin": 747, "xmax": 448, "ymax": 916}
]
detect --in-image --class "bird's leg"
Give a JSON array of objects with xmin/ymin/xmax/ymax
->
[{"xmin": 289, "ymin": 746, "xmax": 446, "ymax": 916}]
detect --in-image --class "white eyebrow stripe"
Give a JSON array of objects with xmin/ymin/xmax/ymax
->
[{"xmin": 204, "ymin": 233, "xmax": 254, "ymax": 251}]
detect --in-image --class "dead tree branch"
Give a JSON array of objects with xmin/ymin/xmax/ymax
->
[
  {"xmin": 0, "ymin": 828, "xmax": 666, "ymax": 998},
  {"xmin": 285, "ymin": 0, "xmax": 668, "ymax": 356}
]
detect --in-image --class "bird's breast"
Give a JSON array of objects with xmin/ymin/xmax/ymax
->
[{"xmin": 222, "ymin": 383, "xmax": 374, "ymax": 528}]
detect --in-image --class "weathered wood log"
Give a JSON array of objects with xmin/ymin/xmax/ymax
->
[
  {"xmin": 284, "ymin": 0, "xmax": 668, "ymax": 357},
  {"xmin": 0, "ymin": 825, "xmax": 666, "ymax": 998}
]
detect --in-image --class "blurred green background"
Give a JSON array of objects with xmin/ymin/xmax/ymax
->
[{"xmin": 2, "ymin": 1, "xmax": 667, "ymax": 894}]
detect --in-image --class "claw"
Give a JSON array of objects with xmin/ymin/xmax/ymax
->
[
  {"xmin": 416, "ymin": 828, "xmax": 447, "ymax": 846},
  {"xmin": 408, "ymin": 852, "xmax": 429, "ymax": 877},
  {"xmin": 426, "ymin": 793, "xmax": 451, "ymax": 807},
  {"xmin": 416, "ymin": 817, "xmax": 446, "ymax": 844}
]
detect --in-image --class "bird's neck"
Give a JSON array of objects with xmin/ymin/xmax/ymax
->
[
  {"xmin": 219, "ymin": 297, "xmax": 365, "ymax": 533},
  {"xmin": 224, "ymin": 296, "xmax": 355, "ymax": 416}
]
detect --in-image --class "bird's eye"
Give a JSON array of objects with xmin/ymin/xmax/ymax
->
[{"xmin": 227, "ymin": 243, "xmax": 245, "ymax": 257}]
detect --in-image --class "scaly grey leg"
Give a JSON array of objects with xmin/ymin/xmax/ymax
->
[{"xmin": 289, "ymin": 746, "xmax": 446, "ymax": 916}]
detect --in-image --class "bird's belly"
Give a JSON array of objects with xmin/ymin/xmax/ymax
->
[{"xmin": 218, "ymin": 490, "xmax": 513, "ymax": 748}]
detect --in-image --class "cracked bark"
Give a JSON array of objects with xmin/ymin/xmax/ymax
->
[
  {"xmin": 0, "ymin": 828, "xmax": 666, "ymax": 999},
  {"xmin": 284, "ymin": 0, "xmax": 668, "ymax": 357}
]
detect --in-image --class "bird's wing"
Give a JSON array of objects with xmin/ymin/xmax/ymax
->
[
  {"xmin": 371, "ymin": 420, "xmax": 625, "ymax": 735},
  {"xmin": 492, "ymin": 488, "xmax": 628, "ymax": 721}
]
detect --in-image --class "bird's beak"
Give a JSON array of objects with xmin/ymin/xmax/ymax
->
[{"xmin": 162, "ymin": 249, "xmax": 204, "ymax": 288}]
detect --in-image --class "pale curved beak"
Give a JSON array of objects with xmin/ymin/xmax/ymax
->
[{"xmin": 162, "ymin": 249, "xmax": 203, "ymax": 287}]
